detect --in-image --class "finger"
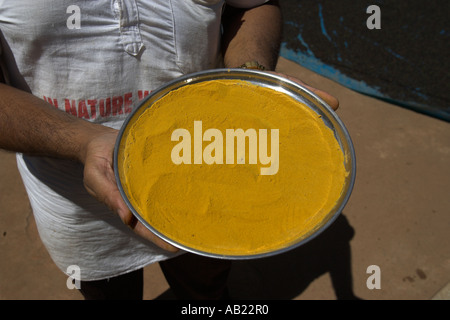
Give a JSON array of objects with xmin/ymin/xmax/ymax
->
[
  {"xmin": 102, "ymin": 184, "xmax": 179, "ymax": 253},
  {"xmin": 97, "ymin": 171, "xmax": 180, "ymax": 252},
  {"xmin": 83, "ymin": 152, "xmax": 178, "ymax": 252},
  {"xmin": 303, "ymin": 85, "xmax": 340, "ymax": 111},
  {"xmin": 113, "ymin": 198, "xmax": 179, "ymax": 253},
  {"xmin": 267, "ymin": 71, "xmax": 339, "ymax": 111},
  {"xmin": 133, "ymin": 221, "xmax": 180, "ymax": 253},
  {"xmin": 83, "ymin": 160, "xmax": 127, "ymax": 219}
]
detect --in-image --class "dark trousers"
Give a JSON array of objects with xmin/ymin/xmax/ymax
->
[{"xmin": 78, "ymin": 253, "xmax": 232, "ymax": 300}]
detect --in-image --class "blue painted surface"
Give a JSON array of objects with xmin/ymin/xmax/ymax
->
[
  {"xmin": 279, "ymin": 1, "xmax": 450, "ymax": 121},
  {"xmin": 281, "ymin": 44, "xmax": 383, "ymax": 97},
  {"xmin": 280, "ymin": 44, "xmax": 450, "ymax": 121}
]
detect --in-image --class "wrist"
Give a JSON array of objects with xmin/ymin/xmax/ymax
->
[
  {"xmin": 237, "ymin": 61, "xmax": 267, "ymax": 71},
  {"xmin": 77, "ymin": 122, "xmax": 117, "ymax": 164}
]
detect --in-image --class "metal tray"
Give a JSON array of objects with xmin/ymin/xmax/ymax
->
[{"xmin": 114, "ymin": 68, "xmax": 356, "ymax": 260}]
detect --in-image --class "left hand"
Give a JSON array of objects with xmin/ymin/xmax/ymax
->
[
  {"xmin": 268, "ymin": 71, "xmax": 339, "ymax": 111},
  {"xmin": 81, "ymin": 128, "xmax": 180, "ymax": 253}
]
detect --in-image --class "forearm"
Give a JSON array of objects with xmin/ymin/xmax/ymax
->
[
  {"xmin": 0, "ymin": 83, "xmax": 112, "ymax": 163},
  {"xmin": 221, "ymin": 0, "xmax": 282, "ymax": 70}
]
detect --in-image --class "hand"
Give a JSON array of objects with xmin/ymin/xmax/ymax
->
[
  {"xmin": 81, "ymin": 128, "xmax": 179, "ymax": 253},
  {"xmin": 268, "ymin": 71, "xmax": 340, "ymax": 111}
]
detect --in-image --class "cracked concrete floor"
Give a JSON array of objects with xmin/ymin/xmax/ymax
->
[{"xmin": 0, "ymin": 58, "xmax": 449, "ymax": 300}]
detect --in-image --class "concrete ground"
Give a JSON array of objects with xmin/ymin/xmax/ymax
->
[{"xmin": 0, "ymin": 57, "xmax": 449, "ymax": 300}]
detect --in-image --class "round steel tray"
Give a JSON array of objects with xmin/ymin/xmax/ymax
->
[{"xmin": 114, "ymin": 68, "xmax": 356, "ymax": 260}]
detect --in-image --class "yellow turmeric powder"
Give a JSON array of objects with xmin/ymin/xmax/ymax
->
[{"xmin": 121, "ymin": 79, "xmax": 347, "ymax": 256}]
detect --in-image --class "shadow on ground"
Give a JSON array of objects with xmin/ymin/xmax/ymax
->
[{"xmin": 156, "ymin": 214, "xmax": 361, "ymax": 300}]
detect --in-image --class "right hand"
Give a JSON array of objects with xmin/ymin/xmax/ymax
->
[{"xmin": 81, "ymin": 128, "xmax": 180, "ymax": 253}]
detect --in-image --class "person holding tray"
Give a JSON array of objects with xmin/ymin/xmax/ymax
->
[{"xmin": 0, "ymin": 0, "xmax": 338, "ymax": 299}]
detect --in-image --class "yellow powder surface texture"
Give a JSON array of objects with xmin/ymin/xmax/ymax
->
[{"xmin": 120, "ymin": 79, "xmax": 348, "ymax": 256}]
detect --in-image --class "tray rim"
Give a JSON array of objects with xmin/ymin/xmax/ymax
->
[{"xmin": 113, "ymin": 68, "xmax": 357, "ymax": 260}]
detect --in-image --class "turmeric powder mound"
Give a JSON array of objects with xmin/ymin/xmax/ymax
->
[{"xmin": 121, "ymin": 79, "xmax": 348, "ymax": 256}]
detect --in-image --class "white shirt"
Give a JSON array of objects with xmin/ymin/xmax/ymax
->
[{"xmin": 0, "ymin": 0, "xmax": 268, "ymax": 280}]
